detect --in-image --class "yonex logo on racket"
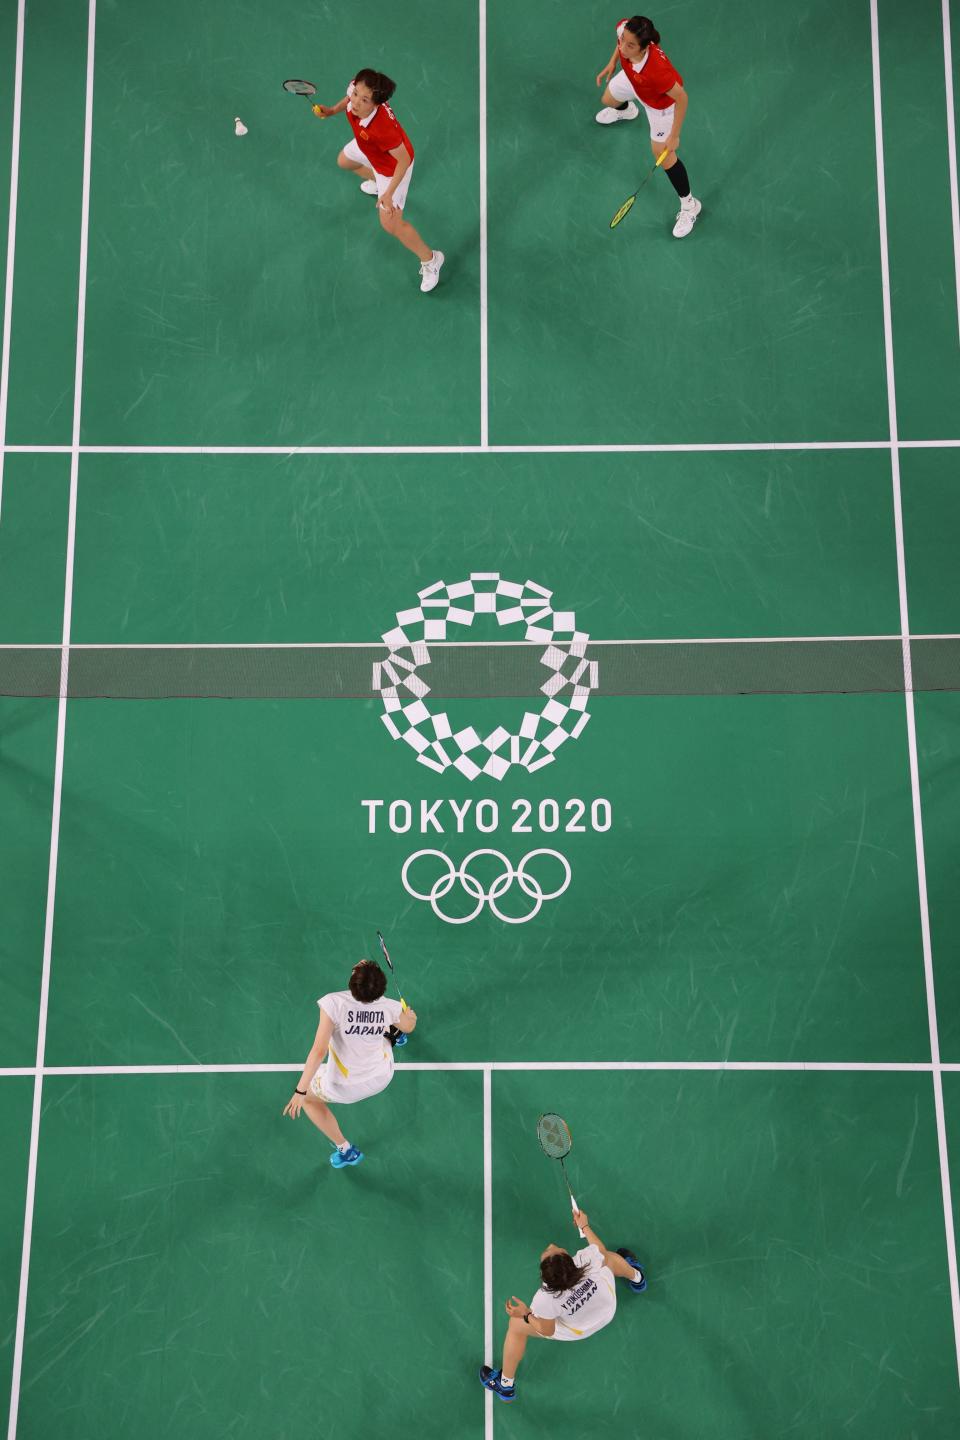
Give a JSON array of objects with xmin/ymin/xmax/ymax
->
[
  {"xmin": 401, "ymin": 848, "xmax": 572, "ymax": 925},
  {"xmin": 372, "ymin": 573, "xmax": 599, "ymax": 781}
]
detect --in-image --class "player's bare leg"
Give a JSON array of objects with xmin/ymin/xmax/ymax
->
[
  {"xmin": 601, "ymin": 1248, "xmax": 638, "ymax": 1279},
  {"xmin": 337, "ymin": 152, "xmax": 376, "ymax": 183},
  {"xmin": 302, "ymin": 1094, "xmax": 347, "ymax": 1147},
  {"xmin": 378, "ymin": 205, "xmax": 432, "ymax": 263},
  {"xmin": 500, "ymin": 1317, "xmax": 531, "ymax": 1378}
]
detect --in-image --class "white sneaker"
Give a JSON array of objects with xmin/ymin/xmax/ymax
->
[
  {"xmin": 596, "ymin": 101, "xmax": 639, "ymax": 125},
  {"xmin": 672, "ymin": 196, "xmax": 701, "ymax": 238},
  {"xmin": 419, "ymin": 249, "xmax": 444, "ymax": 293},
  {"xmin": 360, "ymin": 179, "xmax": 379, "ymax": 196}
]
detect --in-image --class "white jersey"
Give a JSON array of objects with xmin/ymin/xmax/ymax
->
[
  {"xmin": 318, "ymin": 989, "xmax": 403, "ymax": 1081},
  {"xmin": 529, "ymin": 1244, "xmax": 617, "ymax": 1340}
]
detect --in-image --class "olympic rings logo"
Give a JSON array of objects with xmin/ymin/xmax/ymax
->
[{"xmin": 401, "ymin": 848, "xmax": 572, "ymax": 925}]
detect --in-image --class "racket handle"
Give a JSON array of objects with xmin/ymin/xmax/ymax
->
[
  {"xmin": 400, "ymin": 997, "xmax": 407, "ymax": 1011},
  {"xmin": 570, "ymin": 1192, "xmax": 586, "ymax": 1238},
  {"xmin": 655, "ymin": 148, "xmax": 669, "ymax": 166}
]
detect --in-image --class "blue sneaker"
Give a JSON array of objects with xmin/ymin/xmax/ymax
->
[
  {"xmin": 478, "ymin": 1366, "xmax": 515, "ymax": 1402},
  {"xmin": 330, "ymin": 1144, "xmax": 364, "ymax": 1169},
  {"xmin": 394, "ymin": 1032, "xmax": 407, "ymax": 1047},
  {"xmin": 616, "ymin": 1248, "xmax": 647, "ymax": 1292}
]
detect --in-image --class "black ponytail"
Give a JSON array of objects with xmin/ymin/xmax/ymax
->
[
  {"xmin": 353, "ymin": 68, "xmax": 396, "ymax": 105},
  {"xmin": 624, "ymin": 16, "xmax": 660, "ymax": 47}
]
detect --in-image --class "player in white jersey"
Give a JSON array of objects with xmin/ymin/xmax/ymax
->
[
  {"xmin": 283, "ymin": 959, "xmax": 417, "ymax": 1169},
  {"xmin": 479, "ymin": 1208, "xmax": 646, "ymax": 1403}
]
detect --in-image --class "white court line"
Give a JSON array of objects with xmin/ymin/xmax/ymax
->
[
  {"xmin": 6, "ymin": 6, "xmax": 96, "ymax": 1437},
  {"xmin": 944, "ymin": 0, "xmax": 960, "ymax": 347},
  {"xmin": 0, "ymin": 0, "xmax": 26, "ymax": 527},
  {"xmin": 483, "ymin": 1065, "xmax": 493, "ymax": 1440},
  {"xmin": 478, "ymin": 0, "xmax": 489, "ymax": 449},
  {"xmin": 0, "ymin": 1060, "xmax": 937, "ymax": 1078},
  {"xmin": 2, "ymin": 438, "xmax": 960, "ymax": 455},
  {"xmin": 871, "ymin": 0, "xmax": 960, "ymax": 1388}
]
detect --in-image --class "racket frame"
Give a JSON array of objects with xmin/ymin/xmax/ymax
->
[
  {"xmin": 538, "ymin": 1112, "xmax": 585, "ymax": 1237},
  {"xmin": 282, "ymin": 79, "xmax": 317, "ymax": 97},
  {"xmin": 376, "ymin": 929, "xmax": 407, "ymax": 1011},
  {"xmin": 609, "ymin": 147, "xmax": 670, "ymax": 229}
]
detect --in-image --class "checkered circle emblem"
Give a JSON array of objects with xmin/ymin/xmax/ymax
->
[{"xmin": 372, "ymin": 573, "xmax": 600, "ymax": 781}]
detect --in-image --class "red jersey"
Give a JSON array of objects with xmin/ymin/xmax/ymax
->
[
  {"xmin": 345, "ymin": 93, "xmax": 414, "ymax": 177},
  {"xmin": 615, "ymin": 21, "xmax": 682, "ymax": 109}
]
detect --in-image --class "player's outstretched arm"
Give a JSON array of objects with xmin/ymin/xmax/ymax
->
[
  {"xmin": 596, "ymin": 43, "xmax": 619, "ymax": 86},
  {"xmin": 396, "ymin": 1005, "xmax": 418, "ymax": 1034},
  {"xmin": 283, "ymin": 1011, "xmax": 334, "ymax": 1117},
  {"xmin": 312, "ymin": 96, "xmax": 349, "ymax": 119},
  {"xmin": 572, "ymin": 1209, "xmax": 606, "ymax": 1252}
]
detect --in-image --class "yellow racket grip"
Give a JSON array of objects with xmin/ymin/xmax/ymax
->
[
  {"xmin": 655, "ymin": 148, "xmax": 669, "ymax": 167},
  {"xmin": 400, "ymin": 998, "xmax": 408, "ymax": 1011}
]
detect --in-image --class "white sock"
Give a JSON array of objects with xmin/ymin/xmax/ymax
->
[
  {"xmin": 338, "ymin": 1139, "xmax": 352, "ymax": 1153},
  {"xmin": 501, "ymin": 1375, "xmax": 515, "ymax": 1388},
  {"xmin": 631, "ymin": 1268, "xmax": 643, "ymax": 1284}
]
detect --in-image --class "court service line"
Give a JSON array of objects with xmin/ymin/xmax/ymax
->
[
  {"xmin": 0, "ymin": 1060, "xmax": 939, "ymax": 1079},
  {"xmin": 482, "ymin": 1065, "xmax": 493, "ymax": 1440},
  {"xmin": 478, "ymin": 0, "xmax": 489, "ymax": 450},
  {"xmin": 0, "ymin": 0, "xmax": 26, "ymax": 528},
  {"xmin": 6, "ymin": 6, "xmax": 96, "ymax": 1437},
  {"xmin": 2, "ymin": 438, "xmax": 960, "ymax": 456},
  {"xmin": 871, "ymin": 0, "xmax": 960, "ymax": 1388},
  {"xmin": 943, "ymin": 0, "xmax": 960, "ymax": 347}
]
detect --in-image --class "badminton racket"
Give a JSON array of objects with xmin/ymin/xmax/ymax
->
[
  {"xmin": 609, "ymin": 148, "xmax": 669, "ymax": 229},
  {"xmin": 377, "ymin": 929, "xmax": 410, "ymax": 1047},
  {"xmin": 537, "ymin": 1112, "xmax": 585, "ymax": 1238}
]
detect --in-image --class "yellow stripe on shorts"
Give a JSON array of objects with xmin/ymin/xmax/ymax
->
[{"xmin": 329, "ymin": 1044, "xmax": 349, "ymax": 1078}]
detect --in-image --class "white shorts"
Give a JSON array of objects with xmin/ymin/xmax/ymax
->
[
  {"xmin": 309, "ymin": 1047, "xmax": 395, "ymax": 1104},
  {"xmin": 341, "ymin": 139, "xmax": 414, "ymax": 209},
  {"xmin": 608, "ymin": 69, "xmax": 675, "ymax": 143}
]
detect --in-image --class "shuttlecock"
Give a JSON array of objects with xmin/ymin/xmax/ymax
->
[{"xmin": 234, "ymin": 117, "xmax": 248, "ymax": 136}]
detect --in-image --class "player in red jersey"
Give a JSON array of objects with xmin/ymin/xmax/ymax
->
[
  {"xmin": 312, "ymin": 69, "xmax": 444, "ymax": 292},
  {"xmin": 595, "ymin": 16, "xmax": 700, "ymax": 238}
]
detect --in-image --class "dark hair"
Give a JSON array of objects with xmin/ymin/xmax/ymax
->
[
  {"xmin": 349, "ymin": 960, "xmax": 387, "ymax": 1004},
  {"xmin": 539, "ymin": 1251, "xmax": 589, "ymax": 1296},
  {"xmin": 623, "ymin": 16, "xmax": 660, "ymax": 47},
  {"xmin": 353, "ymin": 69, "xmax": 396, "ymax": 105}
]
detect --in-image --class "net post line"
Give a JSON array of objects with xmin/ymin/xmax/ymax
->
[{"xmin": 870, "ymin": 0, "xmax": 960, "ymax": 1390}]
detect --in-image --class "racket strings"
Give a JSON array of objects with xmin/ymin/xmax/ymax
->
[
  {"xmin": 537, "ymin": 1112, "xmax": 573, "ymax": 1160},
  {"xmin": 282, "ymin": 79, "xmax": 316, "ymax": 96}
]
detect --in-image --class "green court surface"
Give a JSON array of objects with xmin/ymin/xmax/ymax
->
[{"xmin": 2, "ymin": 2, "xmax": 960, "ymax": 1438}]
